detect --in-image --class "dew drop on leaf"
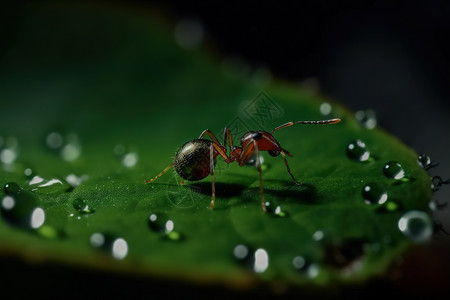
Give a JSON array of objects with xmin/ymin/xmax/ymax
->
[
  {"xmin": 398, "ymin": 210, "xmax": 433, "ymax": 244},
  {"xmin": 73, "ymin": 198, "xmax": 95, "ymax": 214},
  {"xmin": 346, "ymin": 140, "xmax": 370, "ymax": 162},
  {"xmin": 4, "ymin": 182, "xmax": 20, "ymax": 195},
  {"xmin": 383, "ymin": 161, "xmax": 406, "ymax": 180},
  {"xmin": 362, "ymin": 183, "xmax": 388, "ymax": 205},
  {"xmin": 1, "ymin": 185, "xmax": 45, "ymax": 230},
  {"xmin": 90, "ymin": 232, "xmax": 128, "ymax": 260}
]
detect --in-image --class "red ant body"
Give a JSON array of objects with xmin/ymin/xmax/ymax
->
[{"xmin": 145, "ymin": 118, "xmax": 341, "ymax": 211}]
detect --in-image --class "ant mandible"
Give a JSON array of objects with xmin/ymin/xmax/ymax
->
[{"xmin": 145, "ymin": 118, "xmax": 341, "ymax": 212}]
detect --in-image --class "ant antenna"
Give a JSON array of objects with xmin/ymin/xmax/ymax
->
[{"xmin": 271, "ymin": 118, "xmax": 341, "ymax": 134}]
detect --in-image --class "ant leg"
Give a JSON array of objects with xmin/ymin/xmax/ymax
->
[
  {"xmin": 199, "ymin": 129, "xmax": 221, "ymax": 144},
  {"xmin": 237, "ymin": 142, "xmax": 255, "ymax": 166},
  {"xmin": 255, "ymin": 142, "xmax": 267, "ymax": 212},
  {"xmin": 281, "ymin": 151, "xmax": 301, "ymax": 186},
  {"xmin": 209, "ymin": 143, "xmax": 216, "ymax": 209},
  {"xmin": 145, "ymin": 162, "xmax": 174, "ymax": 184},
  {"xmin": 223, "ymin": 127, "xmax": 234, "ymax": 150}
]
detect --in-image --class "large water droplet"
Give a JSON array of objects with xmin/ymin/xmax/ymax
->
[
  {"xmin": 355, "ymin": 109, "xmax": 377, "ymax": 129},
  {"xmin": 90, "ymin": 232, "xmax": 128, "ymax": 260},
  {"xmin": 292, "ymin": 256, "xmax": 319, "ymax": 278},
  {"xmin": 148, "ymin": 213, "xmax": 181, "ymax": 240},
  {"xmin": 346, "ymin": 140, "xmax": 370, "ymax": 162},
  {"xmin": 383, "ymin": 161, "xmax": 406, "ymax": 180},
  {"xmin": 1, "ymin": 184, "xmax": 45, "ymax": 230},
  {"xmin": 398, "ymin": 210, "xmax": 433, "ymax": 244},
  {"xmin": 362, "ymin": 183, "xmax": 388, "ymax": 205},
  {"xmin": 29, "ymin": 177, "xmax": 71, "ymax": 194},
  {"xmin": 73, "ymin": 198, "xmax": 95, "ymax": 214}
]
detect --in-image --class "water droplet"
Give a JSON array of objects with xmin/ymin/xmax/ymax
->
[
  {"xmin": 319, "ymin": 102, "xmax": 332, "ymax": 116},
  {"xmin": 245, "ymin": 154, "xmax": 264, "ymax": 167},
  {"xmin": 24, "ymin": 168, "xmax": 35, "ymax": 179},
  {"xmin": 45, "ymin": 132, "xmax": 81, "ymax": 161},
  {"xmin": 383, "ymin": 161, "xmax": 406, "ymax": 180},
  {"xmin": 29, "ymin": 177, "xmax": 71, "ymax": 194},
  {"xmin": 355, "ymin": 109, "xmax": 377, "ymax": 129},
  {"xmin": 264, "ymin": 200, "xmax": 286, "ymax": 217},
  {"xmin": 417, "ymin": 154, "xmax": 437, "ymax": 170},
  {"xmin": 90, "ymin": 232, "xmax": 128, "ymax": 260},
  {"xmin": 73, "ymin": 198, "xmax": 94, "ymax": 214},
  {"xmin": 1, "ymin": 187, "xmax": 45, "ymax": 230},
  {"xmin": 431, "ymin": 176, "xmax": 450, "ymax": 192},
  {"xmin": 398, "ymin": 210, "xmax": 433, "ymax": 244},
  {"xmin": 148, "ymin": 213, "xmax": 181, "ymax": 240},
  {"xmin": 312, "ymin": 230, "xmax": 324, "ymax": 241},
  {"xmin": 253, "ymin": 248, "xmax": 269, "ymax": 273},
  {"xmin": 233, "ymin": 244, "xmax": 250, "ymax": 260},
  {"xmin": 346, "ymin": 140, "xmax": 370, "ymax": 162},
  {"xmin": 122, "ymin": 152, "xmax": 138, "ymax": 168},
  {"xmin": 175, "ymin": 19, "xmax": 204, "ymax": 50},
  {"xmin": 65, "ymin": 174, "xmax": 88, "ymax": 187},
  {"xmin": 46, "ymin": 132, "xmax": 63, "ymax": 149},
  {"xmin": 362, "ymin": 183, "xmax": 388, "ymax": 205},
  {"xmin": 4, "ymin": 182, "xmax": 20, "ymax": 195},
  {"xmin": 292, "ymin": 256, "xmax": 319, "ymax": 278}
]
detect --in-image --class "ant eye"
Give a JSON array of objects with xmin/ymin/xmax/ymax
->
[{"xmin": 268, "ymin": 150, "xmax": 280, "ymax": 157}]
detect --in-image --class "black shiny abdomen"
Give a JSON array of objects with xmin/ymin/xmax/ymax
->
[{"xmin": 174, "ymin": 139, "xmax": 216, "ymax": 181}]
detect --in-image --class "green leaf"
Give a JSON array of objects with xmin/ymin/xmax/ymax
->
[{"xmin": 0, "ymin": 2, "xmax": 433, "ymax": 293}]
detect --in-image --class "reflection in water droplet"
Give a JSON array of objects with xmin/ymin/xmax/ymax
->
[
  {"xmin": 346, "ymin": 140, "xmax": 370, "ymax": 162},
  {"xmin": 4, "ymin": 182, "xmax": 20, "ymax": 195},
  {"xmin": 398, "ymin": 210, "xmax": 433, "ymax": 244},
  {"xmin": 383, "ymin": 161, "xmax": 405, "ymax": 180},
  {"xmin": 355, "ymin": 109, "xmax": 377, "ymax": 129},
  {"xmin": 292, "ymin": 256, "xmax": 319, "ymax": 278},
  {"xmin": 1, "ymin": 186, "xmax": 45, "ymax": 230},
  {"xmin": 253, "ymin": 248, "xmax": 269, "ymax": 273},
  {"xmin": 148, "ymin": 213, "xmax": 181, "ymax": 240},
  {"xmin": 175, "ymin": 19, "xmax": 204, "ymax": 50},
  {"xmin": 73, "ymin": 198, "xmax": 94, "ymax": 214},
  {"xmin": 362, "ymin": 183, "xmax": 388, "ymax": 205},
  {"xmin": 319, "ymin": 102, "xmax": 332, "ymax": 116},
  {"xmin": 90, "ymin": 232, "xmax": 128, "ymax": 260},
  {"xmin": 112, "ymin": 238, "xmax": 129, "ymax": 260}
]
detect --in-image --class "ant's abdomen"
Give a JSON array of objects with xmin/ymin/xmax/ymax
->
[{"xmin": 174, "ymin": 139, "xmax": 216, "ymax": 181}]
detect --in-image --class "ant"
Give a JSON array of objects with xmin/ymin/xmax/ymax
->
[{"xmin": 145, "ymin": 118, "xmax": 341, "ymax": 212}]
